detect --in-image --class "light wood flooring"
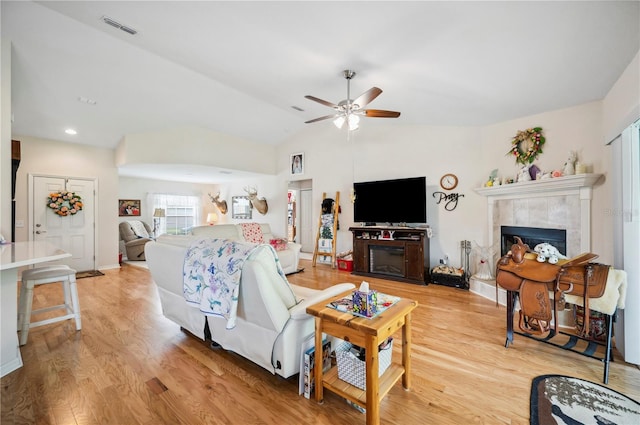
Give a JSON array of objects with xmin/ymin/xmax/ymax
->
[{"xmin": 2, "ymin": 260, "xmax": 639, "ymax": 424}]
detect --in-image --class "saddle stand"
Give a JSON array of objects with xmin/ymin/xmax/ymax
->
[{"xmin": 495, "ymin": 237, "xmax": 614, "ymax": 384}]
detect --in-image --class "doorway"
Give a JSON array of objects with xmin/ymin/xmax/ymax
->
[
  {"xmin": 288, "ymin": 179, "xmax": 313, "ymax": 254},
  {"xmin": 29, "ymin": 175, "xmax": 96, "ymax": 272}
]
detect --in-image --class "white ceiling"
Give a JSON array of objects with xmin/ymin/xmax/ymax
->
[{"xmin": 3, "ymin": 1, "xmax": 639, "ymax": 182}]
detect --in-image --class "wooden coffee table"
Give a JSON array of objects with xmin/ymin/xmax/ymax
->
[{"xmin": 306, "ymin": 291, "xmax": 418, "ymax": 425}]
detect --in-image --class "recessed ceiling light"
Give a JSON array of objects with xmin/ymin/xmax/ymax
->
[
  {"xmin": 65, "ymin": 128, "xmax": 77, "ymax": 135},
  {"xmin": 78, "ymin": 96, "xmax": 97, "ymax": 105},
  {"xmin": 220, "ymin": 170, "xmax": 233, "ymax": 174}
]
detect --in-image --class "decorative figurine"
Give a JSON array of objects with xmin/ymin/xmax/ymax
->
[
  {"xmin": 563, "ymin": 151, "xmax": 577, "ymax": 176},
  {"xmin": 517, "ymin": 164, "xmax": 532, "ymax": 182},
  {"xmin": 472, "ymin": 242, "xmax": 495, "ymax": 280}
]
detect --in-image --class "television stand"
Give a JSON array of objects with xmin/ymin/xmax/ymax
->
[{"xmin": 349, "ymin": 226, "xmax": 430, "ymax": 285}]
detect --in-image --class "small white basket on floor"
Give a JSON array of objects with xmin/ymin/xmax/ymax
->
[{"xmin": 335, "ymin": 338, "xmax": 393, "ymax": 390}]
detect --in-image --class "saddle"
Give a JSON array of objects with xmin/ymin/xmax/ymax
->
[{"xmin": 496, "ymin": 237, "xmax": 609, "ymax": 337}]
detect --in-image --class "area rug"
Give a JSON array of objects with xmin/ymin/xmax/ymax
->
[
  {"xmin": 76, "ymin": 270, "xmax": 105, "ymax": 279},
  {"xmin": 531, "ymin": 374, "xmax": 640, "ymax": 425}
]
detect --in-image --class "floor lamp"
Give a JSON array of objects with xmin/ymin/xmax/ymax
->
[{"xmin": 153, "ymin": 208, "xmax": 165, "ymax": 236}]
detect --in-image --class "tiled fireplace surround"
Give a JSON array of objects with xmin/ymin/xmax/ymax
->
[{"xmin": 470, "ymin": 174, "xmax": 603, "ymax": 306}]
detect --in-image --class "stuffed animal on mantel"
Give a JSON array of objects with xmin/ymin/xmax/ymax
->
[
  {"xmin": 534, "ymin": 243, "xmax": 567, "ymax": 264},
  {"xmin": 517, "ymin": 164, "xmax": 532, "ymax": 182},
  {"xmin": 563, "ymin": 151, "xmax": 577, "ymax": 176}
]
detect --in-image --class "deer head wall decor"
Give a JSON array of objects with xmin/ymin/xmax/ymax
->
[
  {"xmin": 208, "ymin": 192, "xmax": 228, "ymax": 214},
  {"xmin": 244, "ymin": 186, "xmax": 268, "ymax": 215}
]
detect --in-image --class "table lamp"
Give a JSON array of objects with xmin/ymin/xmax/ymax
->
[{"xmin": 207, "ymin": 212, "xmax": 218, "ymax": 225}]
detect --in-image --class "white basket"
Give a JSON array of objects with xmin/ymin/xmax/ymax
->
[{"xmin": 335, "ymin": 338, "xmax": 393, "ymax": 390}]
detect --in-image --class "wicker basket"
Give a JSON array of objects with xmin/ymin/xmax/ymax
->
[{"xmin": 335, "ymin": 338, "xmax": 393, "ymax": 390}]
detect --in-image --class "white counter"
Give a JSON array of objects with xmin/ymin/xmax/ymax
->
[{"xmin": 0, "ymin": 241, "xmax": 71, "ymax": 377}]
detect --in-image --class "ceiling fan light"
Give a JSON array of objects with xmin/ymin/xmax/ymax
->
[
  {"xmin": 348, "ymin": 114, "xmax": 360, "ymax": 130},
  {"xmin": 333, "ymin": 116, "xmax": 345, "ymax": 129}
]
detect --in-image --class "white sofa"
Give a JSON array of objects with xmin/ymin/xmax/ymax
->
[
  {"xmin": 191, "ymin": 223, "xmax": 301, "ymax": 275},
  {"xmin": 144, "ymin": 231, "xmax": 355, "ymax": 379}
]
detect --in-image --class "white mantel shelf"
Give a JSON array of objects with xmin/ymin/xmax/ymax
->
[{"xmin": 474, "ymin": 173, "xmax": 603, "ymax": 197}]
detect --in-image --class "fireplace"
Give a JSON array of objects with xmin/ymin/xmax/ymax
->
[
  {"xmin": 369, "ymin": 245, "xmax": 404, "ymax": 278},
  {"xmin": 501, "ymin": 226, "xmax": 567, "ymax": 256},
  {"xmin": 471, "ymin": 174, "xmax": 603, "ymax": 306}
]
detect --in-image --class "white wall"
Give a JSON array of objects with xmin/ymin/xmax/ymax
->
[
  {"xmin": 223, "ymin": 176, "xmax": 287, "ymax": 237},
  {"xmin": 276, "ymin": 104, "xmax": 610, "ymax": 268},
  {"xmin": 1, "ymin": 38, "xmax": 11, "ymax": 239},
  {"xmin": 8, "ymin": 100, "xmax": 627, "ymax": 272},
  {"xmin": 13, "ymin": 136, "xmax": 120, "ymax": 269},
  {"xmin": 603, "ymin": 51, "xmax": 640, "ymax": 144},
  {"xmin": 9, "ymin": 46, "xmax": 639, "ymax": 273},
  {"xmin": 118, "ymin": 176, "xmax": 218, "ymax": 227},
  {"xmin": 117, "ymin": 126, "xmax": 277, "ymax": 175},
  {"xmin": 119, "ymin": 175, "xmax": 289, "ymax": 239},
  {"xmin": 480, "ymin": 101, "xmax": 613, "ymax": 263}
]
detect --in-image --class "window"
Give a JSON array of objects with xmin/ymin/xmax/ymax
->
[{"xmin": 151, "ymin": 194, "xmax": 200, "ymax": 235}]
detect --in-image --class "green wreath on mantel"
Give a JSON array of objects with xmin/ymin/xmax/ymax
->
[{"xmin": 508, "ymin": 127, "xmax": 545, "ymax": 165}]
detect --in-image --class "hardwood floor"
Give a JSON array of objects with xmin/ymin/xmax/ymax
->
[{"xmin": 2, "ymin": 260, "xmax": 639, "ymax": 424}]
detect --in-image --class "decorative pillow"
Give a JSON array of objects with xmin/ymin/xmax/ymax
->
[
  {"xmin": 129, "ymin": 220, "xmax": 149, "ymax": 238},
  {"xmin": 269, "ymin": 238, "xmax": 288, "ymax": 251},
  {"xmin": 240, "ymin": 222, "xmax": 264, "ymax": 244}
]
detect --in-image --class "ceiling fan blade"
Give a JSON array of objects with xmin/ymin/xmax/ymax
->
[
  {"xmin": 304, "ymin": 95, "xmax": 339, "ymax": 109},
  {"xmin": 353, "ymin": 87, "xmax": 382, "ymax": 108},
  {"xmin": 305, "ymin": 114, "xmax": 337, "ymax": 124},
  {"xmin": 364, "ymin": 109, "xmax": 401, "ymax": 118}
]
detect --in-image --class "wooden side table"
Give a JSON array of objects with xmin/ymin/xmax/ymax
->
[{"xmin": 306, "ymin": 291, "xmax": 418, "ymax": 425}]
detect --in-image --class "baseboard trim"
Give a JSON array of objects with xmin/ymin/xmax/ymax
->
[{"xmin": 469, "ymin": 276, "xmax": 506, "ymax": 306}]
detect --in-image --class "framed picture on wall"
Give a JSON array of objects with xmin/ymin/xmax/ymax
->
[
  {"xmin": 119, "ymin": 199, "xmax": 141, "ymax": 216},
  {"xmin": 291, "ymin": 152, "xmax": 304, "ymax": 175}
]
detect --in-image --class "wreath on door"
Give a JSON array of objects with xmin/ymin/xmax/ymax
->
[{"xmin": 47, "ymin": 190, "xmax": 83, "ymax": 216}]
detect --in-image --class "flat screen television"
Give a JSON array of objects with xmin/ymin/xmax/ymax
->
[{"xmin": 353, "ymin": 176, "xmax": 427, "ymax": 225}]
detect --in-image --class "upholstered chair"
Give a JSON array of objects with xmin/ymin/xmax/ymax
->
[{"xmin": 119, "ymin": 221, "xmax": 153, "ymax": 261}]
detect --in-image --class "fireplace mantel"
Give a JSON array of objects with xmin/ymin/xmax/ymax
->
[
  {"xmin": 474, "ymin": 173, "xmax": 603, "ymax": 198},
  {"xmin": 474, "ymin": 173, "xmax": 603, "ymax": 254},
  {"xmin": 470, "ymin": 173, "xmax": 604, "ymax": 307}
]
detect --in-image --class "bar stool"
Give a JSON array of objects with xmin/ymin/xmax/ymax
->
[{"xmin": 18, "ymin": 265, "xmax": 81, "ymax": 345}]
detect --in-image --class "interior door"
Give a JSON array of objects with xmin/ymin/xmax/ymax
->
[
  {"xmin": 299, "ymin": 189, "xmax": 314, "ymax": 253},
  {"xmin": 31, "ymin": 175, "xmax": 96, "ymax": 272}
]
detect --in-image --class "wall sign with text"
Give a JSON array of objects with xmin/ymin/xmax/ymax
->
[{"xmin": 433, "ymin": 191, "xmax": 464, "ymax": 211}]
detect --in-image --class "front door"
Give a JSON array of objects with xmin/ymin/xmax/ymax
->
[{"xmin": 30, "ymin": 175, "xmax": 96, "ymax": 272}]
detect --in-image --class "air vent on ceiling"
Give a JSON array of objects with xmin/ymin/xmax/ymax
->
[{"xmin": 101, "ymin": 16, "xmax": 137, "ymax": 35}]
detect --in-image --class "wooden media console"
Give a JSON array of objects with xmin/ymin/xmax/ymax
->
[{"xmin": 349, "ymin": 226, "xmax": 430, "ymax": 285}]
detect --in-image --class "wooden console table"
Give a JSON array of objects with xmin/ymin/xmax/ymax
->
[{"xmin": 306, "ymin": 291, "xmax": 418, "ymax": 425}]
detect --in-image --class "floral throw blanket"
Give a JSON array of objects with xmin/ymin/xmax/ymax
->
[{"xmin": 182, "ymin": 238, "xmax": 286, "ymax": 329}]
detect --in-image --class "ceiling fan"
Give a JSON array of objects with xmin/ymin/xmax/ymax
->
[{"xmin": 304, "ymin": 70, "xmax": 401, "ymax": 130}]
